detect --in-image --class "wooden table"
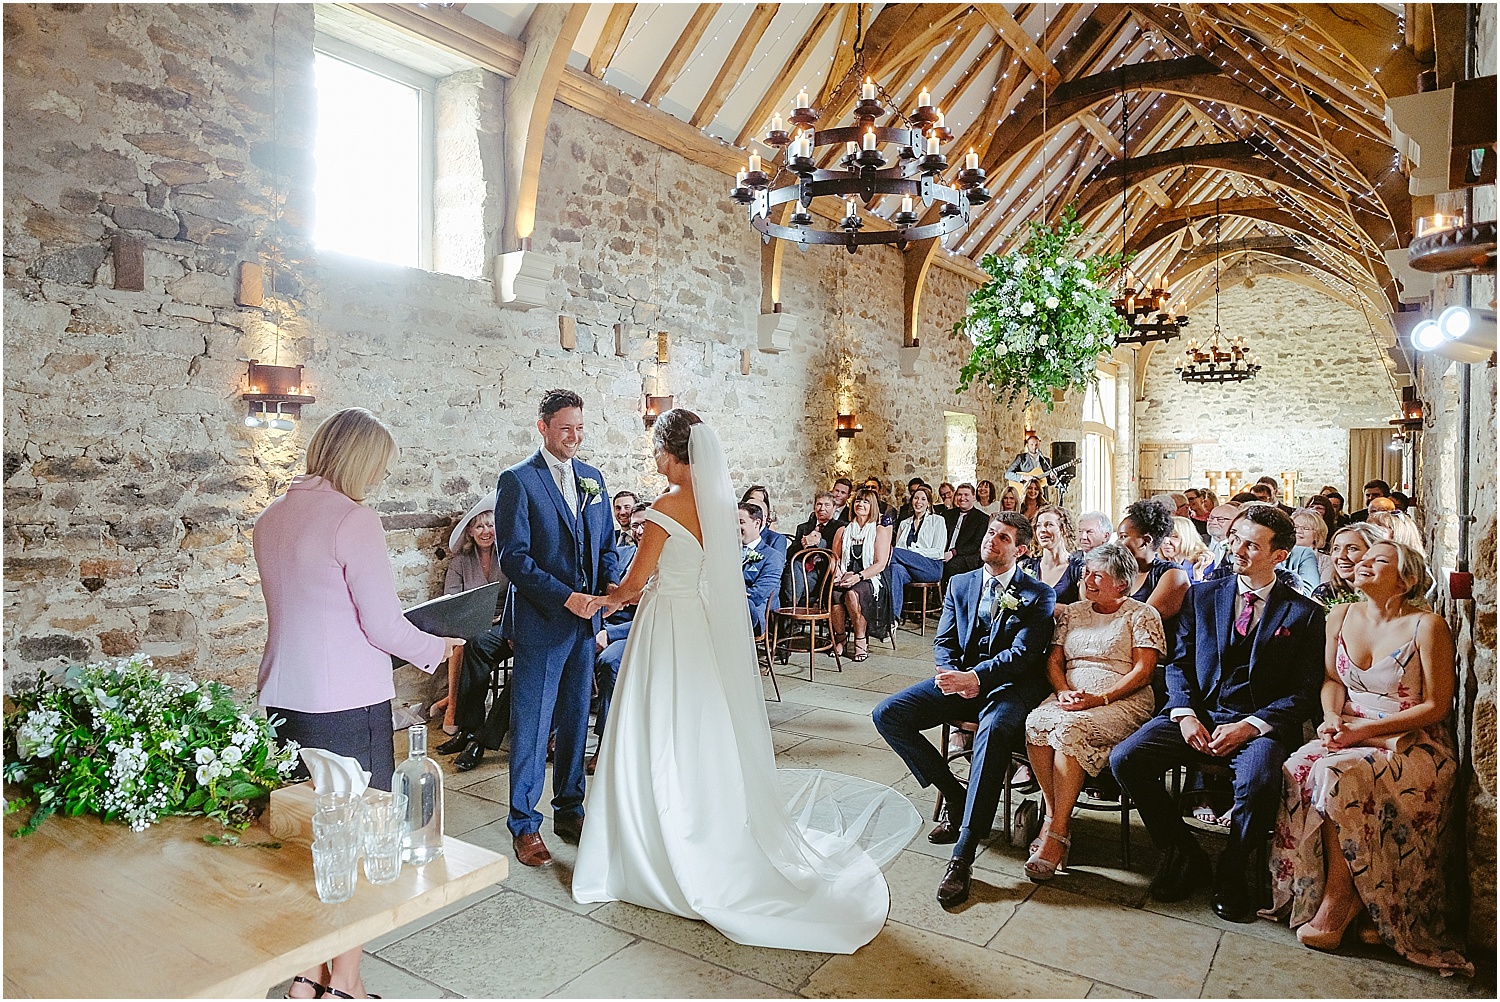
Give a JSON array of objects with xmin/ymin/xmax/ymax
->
[{"xmin": 3, "ymin": 782, "xmax": 508, "ymax": 998}]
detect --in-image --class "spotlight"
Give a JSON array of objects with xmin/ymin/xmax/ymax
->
[
  {"xmin": 244, "ymin": 412, "xmax": 265, "ymax": 429},
  {"xmin": 1409, "ymin": 319, "xmax": 1445, "ymax": 353},
  {"xmin": 1438, "ymin": 305, "xmax": 1472, "ymax": 340},
  {"xmin": 266, "ymin": 404, "xmax": 295, "ymax": 432}
]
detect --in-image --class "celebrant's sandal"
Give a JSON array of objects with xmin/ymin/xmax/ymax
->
[
  {"xmin": 320, "ymin": 989, "xmax": 381, "ymax": 1000},
  {"xmin": 852, "ymin": 635, "xmax": 870, "ymax": 661},
  {"xmin": 285, "ymin": 975, "xmax": 325, "ymax": 998}
]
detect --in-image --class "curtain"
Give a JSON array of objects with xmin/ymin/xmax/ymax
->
[{"xmin": 1348, "ymin": 428, "xmax": 1403, "ymax": 499}]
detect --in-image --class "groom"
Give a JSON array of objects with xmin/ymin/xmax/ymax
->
[{"xmin": 495, "ymin": 389, "xmax": 619, "ymax": 868}]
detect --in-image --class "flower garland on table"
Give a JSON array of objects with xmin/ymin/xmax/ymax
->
[
  {"xmin": 4, "ymin": 654, "xmax": 299, "ymax": 835},
  {"xmin": 952, "ymin": 206, "xmax": 1128, "ymax": 409}
]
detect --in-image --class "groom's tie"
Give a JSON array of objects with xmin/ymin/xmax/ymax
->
[
  {"xmin": 554, "ymin": 461, "xmax": 579, "ymax": 514},
  {"xmin": 978, "ymin": 576, "xmax": 1002, "ymax": 629}
]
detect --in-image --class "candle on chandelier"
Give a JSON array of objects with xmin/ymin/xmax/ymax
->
[
  {"xmin": 926, "ymin": 134, "xmax": 940, "ymax": 155},
  {"xmin": 862, "ymin": 77, "xmax": 876, "ymax": 100},
  {"xmin": 965, "ymin": 148, "xmax": 979, "ymax": 170},
  {"xmin": 802, "ymin": 130, "xmax": 814, "ymax": 156},
  {"xmin": 862, "ymin": 129, "xmax": 877, "ymax": 151},
  {"xmin": 735, "ymin": 170, "xmax": 747, "ymax": 186},
  {"xmin": 845, "ymin": 197, "xmax": 857, "ymax": 219},
  {"xmin": 748, "ymin": 152, "xmax": 761, "ymax": 173},
  {"xmin": 795, "ymin": 87, "xmax": 810, "ymax": 110},
  {"xmin": 934, "ymin": 110, "xmax": 945, "ymax": 128},
  {"xmin": 845, "ymin": 140, "xmax": 857, "ymax": 157},
  {"xmin": 917, "ymin": 88, "xmax": 931, "ymax": 107},
  {"xmin": 770, "ymin": 113, "xmax": 784, "ymax": 134},
  {"xmin": 901, "ymin": 194, "xmax": 914, "ymax": 214}
]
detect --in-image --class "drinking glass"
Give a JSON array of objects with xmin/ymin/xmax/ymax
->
[
  {"xmin": 312, "ymin": 831, "xmax": 360, "ymax": 903},
  {"xmin": 361, "ymin": 791, "xmax": 407, "ymax": 885}
]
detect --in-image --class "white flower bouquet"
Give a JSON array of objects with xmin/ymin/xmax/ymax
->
[{"xmin": 4, "ymin": 654, "xmax": 299, "ymax": 835}]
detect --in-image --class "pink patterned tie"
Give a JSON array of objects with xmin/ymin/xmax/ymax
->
[{"xmin": 1235, "ymin": 592, "xmax": 1258, "ymax": 637}]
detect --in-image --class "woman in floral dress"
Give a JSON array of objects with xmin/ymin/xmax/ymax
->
[{"xmin": 1266, "ymin": 540, "xmax": 1470, "ymax": 975}]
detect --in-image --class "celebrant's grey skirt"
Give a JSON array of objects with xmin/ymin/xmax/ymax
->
[{"xmin": 267, "ymin": 700, "xmax": 395, "ymax": 791}]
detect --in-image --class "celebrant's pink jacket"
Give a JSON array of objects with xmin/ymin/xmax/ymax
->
[{"xmin": 254, "ymin": 475, "xmax": 445, "ymax": 714}]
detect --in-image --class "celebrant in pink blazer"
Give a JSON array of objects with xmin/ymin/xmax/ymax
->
[{"xmin": 255, "ymin": 407, "xmax": 461, "ymax": 1000}]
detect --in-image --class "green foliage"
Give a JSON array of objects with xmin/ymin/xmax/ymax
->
[
  {"xmin": 951, "ymin": 206, "xmax": 1129, "ymax": 409},
  {"xmin": 4, "ymin": 654, "xmax": 299, "ymax": 835}
]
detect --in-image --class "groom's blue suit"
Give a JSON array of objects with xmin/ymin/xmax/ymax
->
[{"xmin": 496, "ymin": 450, "xmax": 619, "ymax": 837}]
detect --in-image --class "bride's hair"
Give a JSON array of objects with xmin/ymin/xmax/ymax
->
[{"xmin": 652, "ymin": 407, "xmax": 702, "ymax": 463}]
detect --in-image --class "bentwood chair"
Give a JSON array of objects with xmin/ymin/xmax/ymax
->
[
  {"xmin": 904, "ymin": 580, "xmax": 944, "ymax": 637},
  {"xmin": 769, "ymin": 549, "xmax": 842, "ymax": 682},
  {"xmin": 754, "ymin": 594, "xmax": 781, "ymax": 701}
]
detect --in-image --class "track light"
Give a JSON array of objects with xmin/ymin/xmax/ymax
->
[
  {"xmin": 1438, "ymin": 305, "xmax": 1472, "ymax": 340},
  {"xmin": 1408, "ymin": 306, "xmax": 1497, "ymax": 364}
]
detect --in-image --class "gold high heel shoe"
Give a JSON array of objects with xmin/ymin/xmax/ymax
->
[
  {"xmin": 1295, "ymin": 904, "xmax": 1361, "ymax": 951},
  {"xmin": 1024, "ymin": 832, "xmax": 1070, "ymax": 882}
]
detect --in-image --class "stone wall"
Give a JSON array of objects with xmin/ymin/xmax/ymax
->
[
  {"xmin": 1136, "ymin": 278, "xmax": 1400, "ymax": 499},
  {"xmin": 2, "ymin": 4, "xmax": 1082, "ymax": 692}
]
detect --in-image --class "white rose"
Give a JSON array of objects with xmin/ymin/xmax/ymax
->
[
  {"xmin": 995, "ymin": 343, "xmax": 1008, "ymax": 355},
  {"xmin": 1045, "ymin": 296, "xmax": 1060, "ymax": 309},
  {"xmin": 1019, "ymin": 302, "xmax": 1036, "ymax": 317},
  {"xmin": 195, "ymin": 764, "xmax": 214, "ymax": 784},
  {"xmin": 220, "ymin": 745, "xmax": 243, "ymax": 766},
  {"xmin": 195, "ymin": 747, "xmax": 216, "ymax": 764},
  {"xmin": 1040, "ymin": 334, "xmax": 1050, "ymax": 346},
  {"xmin": 1011, "ymin": 257, "xmax": 1026, "ymax": 274}
]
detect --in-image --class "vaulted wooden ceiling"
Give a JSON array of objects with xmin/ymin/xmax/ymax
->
[{"xmin": 346, "ymin": 3, "xmax": 1439, "ymax": 325}]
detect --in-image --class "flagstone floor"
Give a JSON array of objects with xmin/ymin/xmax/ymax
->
[{"xmin": 272, "ymin": 633, "xmax": 1492, "ymax": 999}]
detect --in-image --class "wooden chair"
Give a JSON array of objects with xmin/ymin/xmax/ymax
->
[
  {"xmin": 903, "ymin": 580, "xmax": 943, "ymax": 636},
  {"xmin": 769, "ymin": 549, "xmax": 842, "ymax": 682},
  {"xmin": 754, "ymin": 594, "xmax": 780, "ymax": 701}
]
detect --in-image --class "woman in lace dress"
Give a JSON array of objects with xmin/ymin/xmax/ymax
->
[
  {"xmin": 1023, "ymin": 542, "xmax": 1165, "ymax": 880},
  {"xmin": 1266, "ymin": 540, "xmax": 1470, "ymax": 974}
]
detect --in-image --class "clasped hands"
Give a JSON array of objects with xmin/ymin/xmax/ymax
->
[
  {"xmin": 1316, "ymin": 716, "xmax": 1368, "ymax": 751},
  {"xmin": 934, "ymin": 669, "xmax": 981, "ymax": 699},
  {"xmin": 564, "ymin": 585, "xmax": 623, "ymax": 620},
  {"xmin": 1178, "ymin": 714, "xmax": 1258, "ymax": 756},
  {"xmin": 1056, "ymin": 688, "xmax": 1105, "ymax": 712}
]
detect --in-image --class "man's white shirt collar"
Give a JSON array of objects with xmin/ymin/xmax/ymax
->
[
  {"xmin": 1235, "ymin": 575, "xmax": 1275, "ymax": 602},
  {"xmin": 982, "ymin": 565, "xmax": 1017, "ymax": 593},
  {"xmin": 543, "ymin": 447, "xmax": 573, "ymax": 475}
]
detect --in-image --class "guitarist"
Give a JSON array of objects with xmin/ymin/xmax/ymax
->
[{"xmin": 1006, "ymin": 433, "xmax": 1054, "ymax": 502}]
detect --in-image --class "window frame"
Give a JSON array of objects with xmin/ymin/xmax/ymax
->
[
  {"xmin": 1080, "ymin": 363, "xmax": 1119, "ymax": 521},
  {"xmin": 311, "ymin": 33, "xmax": 436, "ymax": 271}
]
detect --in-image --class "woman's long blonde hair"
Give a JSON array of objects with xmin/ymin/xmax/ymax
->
[{"xmin": 305, "ymin": 407, "xmax": 396, "ymax": 502}]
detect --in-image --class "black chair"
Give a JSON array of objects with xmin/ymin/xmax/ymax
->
[{"xmin": 769, "ymin": 549, "xmax": 842, "ymax": 681}]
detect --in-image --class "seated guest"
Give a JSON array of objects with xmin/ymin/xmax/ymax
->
[
  {"xmin": 897, "ymin": 477, "xmax": 927, "ymax": 524},
  {"xmin": 1303, "ymin": 493, "xmax": 1335, "ymax": 538},
  {"xmin": 1324, "ymin": 490, "xmax": 1349, "ymax": 528},
  {"xmin": 889, "ymin": 485, "xmax": 947, "ymax": 623},
  {"xmin": 1116, "ymin": 500, "xmax": 1192, "ymax": 642},
  {"xmin": 1205, "ymin": 502, "xmax": 1240, "ymax": 562},
  {"xmin": 1312, "ymin": 524, "xmax": 1383, "ymax": 607},
  {"xmin": 785, "ymin": 492, "xmax": 845, "ymax": 605},
  {"xmin": 1019, "ymin": 478, "xmax": 1044, "ymax": 521},
  {"xmin": 941, "ymin": 484, "xmax": 988, "ymax": 583},
  {"xmin": 1230, "ymin": 491, "xmax": 1258, "ymax": 504},
  {"xmin": 1286, "ymin": 507, "xmax": 1332, "ymax": 592},
  {"xmin": 1023, "ymin": 504, "xmax": 1082, "ymax": 601},
  {"xmin": 740, "ymin": 484, "xmax": 786, "ymax": 553},
  {"xmin": 1077, "ymin": 511, "xmax": 1113, "ymax": 552},
  {"xmin": 1165, "ymin": 515, "xmax": 1215, "ymax": 582},
  {"xmin": 1367, "ymin": 496, "xmax": 1397, "ymax": 515},
  {"xmin": 1023, "ymin": 542, "xmax": 1166, "ymax": 880},
  {"xmin": 1247, "ymin": 483, "xmax": 1275, "ymax": 505},
  {"xmin": 1266, "ymin": 541, "xmax": 1471, "ymax": 974},
  {"xmin": 1254, "ymin": 476, "xmax": 1295, "ymax": 515},
  {"xmin": 1348, "ymin": 479, "xmax": 1389, "ymax": 523},
  {"xmin": 611, "ymin": 490, "xmax": 638, "ymax": 548},
  {"xmin": 1385, "ymin": 510, "xmax": 1425, "ymax": 555},
  {"xmin": 831, "ymin": 476, "xmax": 855, "ymax": 521},
  {"xmin": 1388, "ymin": 489, "xmax": 1411, "ymax": 513},
  {"xmin": 605, "ymin": 504, "xmax": 647, "ymax": 624},
  {"xmin": 974, "ymin": 479, "xmax": 1001, "ymax": 515},
  {"xmin": 738, "ymin": 502, "xmax": 786, "ymax": 634},
  {"xmin": 935, "ymin": 481, "xmax": 956, "ymax": 515},
  {"xmin": 998, "ymin": 484, "xmax": 1021, "ymax": 512},
  {"xmin": 431, "ymin": 493, "xmax": 509, "ymax": 735},
  {"xmin": 1152, "ymin": 492, "xmax": 1191, "ymax": 520},
  {"xmin": 830, "ymin": 490, "xmax": 893, "ymax": 660},
  {"xmin": 1185, "ymin": 488, "xmax": 1215, "ymax": 541},
  {"xmin": 872, "ymin": 513, "xmax": 1055, "ymax": 907},
  {"xmin": 1111, "ymin": 505, "xmax": 1325, "ymax": 922}
]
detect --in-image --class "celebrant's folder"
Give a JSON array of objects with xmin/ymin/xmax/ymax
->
[{"xmin": 392, "ymin": 582, "xmax": 503, "ymax": 667}]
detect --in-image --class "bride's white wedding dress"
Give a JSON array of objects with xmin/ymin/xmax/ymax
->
[{"xmin": 572, "ymin": 424, "xmax": 919, "ymax": 954}]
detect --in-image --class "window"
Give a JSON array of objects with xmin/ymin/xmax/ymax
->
[
  {"xmin": 312, "ymin": 41, "xmax": 434, "ymax": 269},
  {"xmin": 1080, "ymin": 367, "xmax": 1117, "ymax": 519},
  {"xmin": 944, "ymin": 412, "xmax": 978, "ymax": 487}
]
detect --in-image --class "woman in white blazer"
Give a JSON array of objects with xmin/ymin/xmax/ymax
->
[{"xmin": 887, "ymin": 485, "xmax": 948, "ymax": 622}]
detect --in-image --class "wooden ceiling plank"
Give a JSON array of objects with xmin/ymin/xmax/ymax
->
[
  {"xmin": 1077, "ymin": 109, "xmax": 1123, "ymax": 157},
  {"xmin": 587, "ymin": 4, "xmax": 637, "ymax": 78},
  {"xmin": 642, "ymin": 4, "xmax": 723, "ymax": 108},
  {"xmin": 733, "ymin": 4, "xmax": 837, "ymax": 148},
  {"xmin": 689, "ymin": 3, "xmax": 779, "ymax": 128},
  {"xmin": 976, "ymin": 3, "xmax": 1060, "ymax": 87},
  {"xmin": 815, "ymin": 4, "xmax": 865, "ymax": 110}
]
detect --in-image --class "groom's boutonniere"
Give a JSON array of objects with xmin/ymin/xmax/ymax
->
[
  {"xmin": 578, "ymin": 477, "xmax": 602, "ymax": 500},
  {"xmin": 997, "ymin": 589, "xmax": 1022, "ymax": 613},
  {"xmin": 743, "ymin": 550, "xmax": 764, "ymax": 566}
]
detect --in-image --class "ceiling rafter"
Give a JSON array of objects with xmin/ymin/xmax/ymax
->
[
  {"xmin": 587, "ymin": 4, "xmax": 637, "ymax": 78},
  {"xmin": 690, "ymin": 4, "xmax": 779, "ymax": 128},
  {"xmin": 733, "ymin": 4, "xmax": 838, "ymax": 148},
  {"xmin": 642, "ymin": 4, "xmax": 723, "ymax": 108},
  {"xmin": 976, "ymin": 4, "xmax": 1060, "ymax": 87}
]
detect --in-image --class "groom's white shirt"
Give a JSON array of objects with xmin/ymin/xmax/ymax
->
[{"xmin": 542, "ymin": 446, "xmax": 579, "ymax": 513}]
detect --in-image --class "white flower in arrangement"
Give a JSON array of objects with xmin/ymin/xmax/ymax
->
[
  {"xmin": 1080, "ymin": 277, "xmax": 1095, "ymax": 290},
  {"xmin": 1042, "ymin": 266, "xmax": 1054, "ymax": 278},
  {"xmin": 1011, "ymin": 256, "xmax": 1027, "ymax": 274},
  {"xmin": 1056, "ymin": 256, "xmax": 1070, "ymax": 268},
  {"xmin": 195, "ymin": 746, "xmax": 216, "ymax": 765},
  {"xmin": 196, "ymin": 764, "xmax": 214, "ymax": 785},
  {"xmin": 995, "ymin": 342, "xmax": 1009, "ymax": 355},
  {"xmin": 1039, "ymin": 334, "xmax": 1050, "ymax": 346},
  {"xmin": 220, "ymin": 745, "xmax": 243, "ymax": 766},
  {"xmin": 1045, "ymin": 296, "xmax": 1060, "ymax": 310},
  {"xmin": 1019, "ymin": 301, "xmax": 1036, "ymax": 317}
]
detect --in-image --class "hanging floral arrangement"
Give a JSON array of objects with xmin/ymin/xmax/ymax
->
[{"xmin": 951, "ymin": 206, "xmax": 1128, "ymax": 409}]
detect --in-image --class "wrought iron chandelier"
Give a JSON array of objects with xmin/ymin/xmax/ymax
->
[
  {"xmin": 1177, "ymin": 200, "xmax": 1261, "ymax": 384},
  {"xmin": 728, "ymin": 11, "xmax": 989, "ymax": 254},
  {"xmin": 1111, "ymin": 91, "xmax": 1187, "ymax": 346}
]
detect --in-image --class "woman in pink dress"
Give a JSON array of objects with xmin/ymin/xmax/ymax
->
[{"xmin": 1266, "ymin": 540, "xmax": 1470, "ymax": 975}]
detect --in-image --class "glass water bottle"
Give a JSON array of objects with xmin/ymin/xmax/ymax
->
[{"xmin": 394, "ymin": 724, "xmax": 444, "ymax": 864}]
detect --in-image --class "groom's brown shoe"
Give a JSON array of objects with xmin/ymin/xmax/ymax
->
[
  {"xmin": 936, "ymin": 858, "xmax": 972, "ymax": 909},
  {"xmin": 513, "ymin": 832, "xmax": 553, "ymax": 868},
  {"xmin": 553, "ymin": 814, "xmax": 584, "ymax": 845}
]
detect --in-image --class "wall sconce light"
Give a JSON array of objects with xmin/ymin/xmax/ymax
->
[
  {"xmin": 835, "ymin": 413, "xmax": 862, "ymax": 438},
  {"xmin": 243, "ymin": 360, "xmax": 315, "ymax": 431},
  {"xmin": 643, "ymin": 394, "xmax": 673, "ymax": 427}
]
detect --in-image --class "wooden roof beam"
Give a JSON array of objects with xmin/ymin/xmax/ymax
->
[
  {"xmin": 690, "ymin": 4, "xmax": 779, "ymax": 128},
  {"xmin": 976, "ymin": 4, "xmax": 1060, "ymax": 87},
  {"xmin": 642, "ymin": 4, "xmax": 722, "ymax": 108},
  {"xmin": 587, "ymin": 4, "xmax": 636, "ymax": 78},
  {"xmin": 733, "ymin": 4, "xmax": 837, "ymax": 148}
]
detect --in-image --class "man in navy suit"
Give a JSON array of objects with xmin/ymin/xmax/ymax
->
[
  {"xmin": 1111, "ymin": 504, "xmax": 1324, "ymax": 921},
  {"xmin": 873, "ymin": 512, "xmax": 1056, "ymax": 907},
  {"xmin": 494, "ymin": 389, "xmax": 619, "ymax": 868},
  {"xmin": 738, "ymin": 502, "xmax": 786, "ymax": 634}
]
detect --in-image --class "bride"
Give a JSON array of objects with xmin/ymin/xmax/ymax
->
[{"xmin": 573, "ymin": 409, "xmax": 919, "ymax": 954}]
